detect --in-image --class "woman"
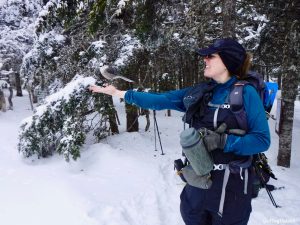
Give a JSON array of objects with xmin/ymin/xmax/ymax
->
[{"xmin": 89, "ymin": 38, "xmax": 270, "ymax": 225}]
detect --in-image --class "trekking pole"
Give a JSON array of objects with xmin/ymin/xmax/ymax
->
[
  {"xmin": 153, "ymin": 110, "xmax": 165, "ymax": 155},
  {"xmin": 266, "ymin": 111, "xmax": 276, "ymax": 120},
  {"xmin": 256, "ymin": 165, "xmax": 280, "ymax": 208},
  {"xmin": 265, "ymin": 185, "xmax": 280, "ymax": 208},
  {"xmin": 153, "ymin": 110, "xmax": 157, "ymax": 152}
]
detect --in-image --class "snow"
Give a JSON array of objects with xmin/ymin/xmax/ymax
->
[
  {"xmin": 162, "ymin": 73, "xmax": 169, "ymax": 79},
  {"xmin": 19, "ymin": 75, "xmax": 95, "ymax": 129},
  {"xmin": 0, "ymin": 80, "xmax": 9, "ymax": 88},
  {"xmin": 1, "ymin": 89, "xmax": 300, "ymax": 225},
  {"xmin": 0, "ymin": 0, "xmax": 5, "ymax": 7},
  {"xmin": 38, "ymin": 31, "xmax": 65, "ymax": 44},
  {"xmin": 89, "ymin": 40, "xmax": 107, "ymax": 55},
  {"xmin": 0, "ymin": 0, "xmax": 40, "ymax": 68},
  {"xmin": 91, "ymin": 40, "xmax": 107, "ymax": 49},
  {"xmin": 42, "ymin": 75, "xmax": 95, "ymax": 103},
  {"xmin": 114, "ymin": 0, "xmax": 129, "ymax": 16},
  {"xmin": 119, "ymin": 0, "xmax": 130, "ymax": 8},
  {"xmin": 173, "ymin": 33, "xmax": 180, "ymax": 40},
  {"xmin": 55, "ymin": 34, "xmax": 66, "ymax": 42},
  {"xmin": 114, "ymin": 35, "xmax": 142, "ymax": 67},
  {"xmin": 38, "ymin": 9, "xmax": 49, "ymax": 17}
]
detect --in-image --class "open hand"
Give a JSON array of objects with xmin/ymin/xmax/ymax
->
[{"xmin": 88, "ymin": 85, "xmax": 125, "ymax": 98}]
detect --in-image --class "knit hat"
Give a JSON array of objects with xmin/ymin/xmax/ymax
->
[{"xmin": 196, "ymin": 38, "xmax": 246, "ymax": 74}]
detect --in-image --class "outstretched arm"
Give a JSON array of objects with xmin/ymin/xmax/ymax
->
[
  {"xmin": 124, "ymin": 89, "xmax": 188, "ymax": 111},
  {"xmin": 89, "ymin": 84, "xmax": 188, "ymax": 112}
]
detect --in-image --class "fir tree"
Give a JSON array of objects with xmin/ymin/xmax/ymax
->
[{"xmin": 18, "ymin": 76, "xmax": 111, "ymax": 161}]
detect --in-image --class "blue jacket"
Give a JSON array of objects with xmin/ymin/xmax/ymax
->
[{"xmin": 125, "ymin": 76, "xmax": 270, "ymax": 156}]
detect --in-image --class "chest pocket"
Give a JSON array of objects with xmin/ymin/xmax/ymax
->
[
  {"xmin": 183, "ymin": 82, "xmax": 218, "ymax": 125},
  {"xmin": 191, "ymin": 104, "xmax": 240, "ymax": 131}
]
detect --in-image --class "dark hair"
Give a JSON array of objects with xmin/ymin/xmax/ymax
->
[{"xmin": 236, "ymin": 52, "xmax": 252, "ymax": 79}]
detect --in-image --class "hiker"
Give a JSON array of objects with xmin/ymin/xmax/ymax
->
[{"xmin": 89, "ymin": 38, "xmax": 270, "ymax": 225}]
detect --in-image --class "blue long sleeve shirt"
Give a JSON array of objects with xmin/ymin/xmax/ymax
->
[{"xmin": 124, "ymin": 77, "xmax": 270, "ymax": 156}]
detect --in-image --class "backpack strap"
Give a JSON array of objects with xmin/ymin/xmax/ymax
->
[
  {"xmin": 204, "ymin": 80, "xmax": 248, "ymax": 131},
  {"xmin": 229, "ymin": 81, "xmax": 248, "ymax": 111},
  {"xmin": 229, "ymin": 81, "xmax": 249, "ymax": 131},
  {"xmin": 207, "ymin": 102, "xmax": 231, "ymax": 129}
]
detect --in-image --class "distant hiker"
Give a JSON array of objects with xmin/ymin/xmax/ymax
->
[{"xmin": 89, "ymin": 38, "xmax": 270, "ymax": 225}]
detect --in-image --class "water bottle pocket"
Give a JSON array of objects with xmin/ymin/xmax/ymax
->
[
  {"xmin": 181, "ymin": 165, "xmax": 212, "ymax": 189},
  {"xmin": 180, "ymin": 128, "xmax": 213, "ymax": 176}
]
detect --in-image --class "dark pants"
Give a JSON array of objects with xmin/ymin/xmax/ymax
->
[{"xmin": 180, "ymin": 170, "xmax": 252, "ymax": 225}]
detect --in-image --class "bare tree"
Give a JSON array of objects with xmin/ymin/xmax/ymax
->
[
  {"xmin": 106, "ymin": 96, "xmax": 119, "ymax": 135},
  {"xmin": 7, "ymin": 85, "xmax": 13, "ymax": 110},
  {"xmin": 222, "ymin": 0, "xmax": 236, "ymax": 38},
  {"xmin": 277, "ymin": 0, "xmax": 299, "ymax": 167},
  {"xmin": 126, "ymin": 104, "xmax": 139, "ymax": 132},
  {"xmin": 0, "ymin": 89, "xmax": 6, "ymax": 112},
  {"xmin": 15, "ymin": 72, "xmax": 23, "ymax": 97}
]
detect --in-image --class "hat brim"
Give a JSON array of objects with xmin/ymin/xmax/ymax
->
[{"xmin": 196, "ymin": 47, "xmax": 218, "ymax": 56}]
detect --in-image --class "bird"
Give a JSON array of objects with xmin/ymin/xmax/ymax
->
[{"xmin": 98, "ymin": 65, "xmax": 134, "ymax": 82}]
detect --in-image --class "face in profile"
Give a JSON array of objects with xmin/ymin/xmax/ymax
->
[{"xmin": 203, "ymin": 53, "xmax": 228, "ymax": 81}]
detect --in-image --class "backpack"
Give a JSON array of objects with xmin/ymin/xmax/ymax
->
[
  {"xmin": 252, "ymin": 153, "xmax": 277, "ymax": 193},
  {"xmin": 265, "ymin": 81, "xmax": 279, "ymax": 113},
  {"xmin": 229, "ymin": 71, "xmax": 278, "ymax": 130},
  {"xmin": 226, "ymin": 72, "xmax": 281, "ymax": 206}
]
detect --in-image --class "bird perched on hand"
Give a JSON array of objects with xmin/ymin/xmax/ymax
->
[{"xmin": 98, "ymin": 65, "xmax": 134, "ymax": 83}]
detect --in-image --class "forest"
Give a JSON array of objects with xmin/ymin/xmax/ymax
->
[{"xmin": 0, "ymin": 0, "xmax": 299, "ymax": 166}]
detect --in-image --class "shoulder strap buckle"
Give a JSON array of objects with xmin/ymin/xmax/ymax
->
[{"xmin": 221, "ymin": 104, "xmax": 230, "ymax": 109}]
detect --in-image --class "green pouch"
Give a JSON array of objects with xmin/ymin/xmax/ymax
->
[
  {"xmin": 180, "ymin": 127, "xmax": 213, "ymax": 176},
  {"xmin": 181, "ymin": 165, "xmax": 212, "ymax": 189}
]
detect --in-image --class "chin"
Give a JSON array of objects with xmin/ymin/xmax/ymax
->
[{"xmin": 204, "ymin": 73, "xmax": 213, "ymax": 78}]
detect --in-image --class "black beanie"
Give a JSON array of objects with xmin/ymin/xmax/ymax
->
[{"xmin": 196, "ymin": 39, "xmax": 246, "ymax": 74}]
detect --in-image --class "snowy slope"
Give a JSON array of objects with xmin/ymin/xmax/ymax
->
[{"xmin": 0, "ymin": 90, "xmax": 300, "ymax": 225}]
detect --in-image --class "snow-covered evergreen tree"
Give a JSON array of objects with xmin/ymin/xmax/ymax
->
[
  {"xmin": 18, "ymin": 75, "xmax": 111, "ymax": 161},
  {"xmin": 0, "ymin": 0, "xmax": 42, "ymax": 95}
]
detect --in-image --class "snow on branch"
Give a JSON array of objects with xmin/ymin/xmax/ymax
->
[
  {"xmin": 18, "ymin": 75, "xmax": 102, "ymax": 161},
  {"xmin": 114, "ymin": 34, "xmax": 142, "ymax": 66}
]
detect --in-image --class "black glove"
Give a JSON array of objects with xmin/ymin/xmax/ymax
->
[{"xmin": 203, "ymin": 123, "xmax": 227, "ymax": 152}]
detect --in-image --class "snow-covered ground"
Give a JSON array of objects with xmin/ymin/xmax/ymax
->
[{"xmin": 0, "ymin": 90, "xmax": 299, "ymax": 225}]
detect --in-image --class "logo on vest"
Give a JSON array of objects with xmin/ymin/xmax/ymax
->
[{"xmin": 221, "ymin": 104, "xmax": 230, "ymax": 109}]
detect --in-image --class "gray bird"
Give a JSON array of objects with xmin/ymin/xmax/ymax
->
[{"xmin": 99, "ymin": 65, "xmax": 134, "ymax": 82}]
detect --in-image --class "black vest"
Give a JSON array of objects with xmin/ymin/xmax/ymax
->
[{"xmin": 183, "ymin": 82, "xmax": 249, "ymax": 164}]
